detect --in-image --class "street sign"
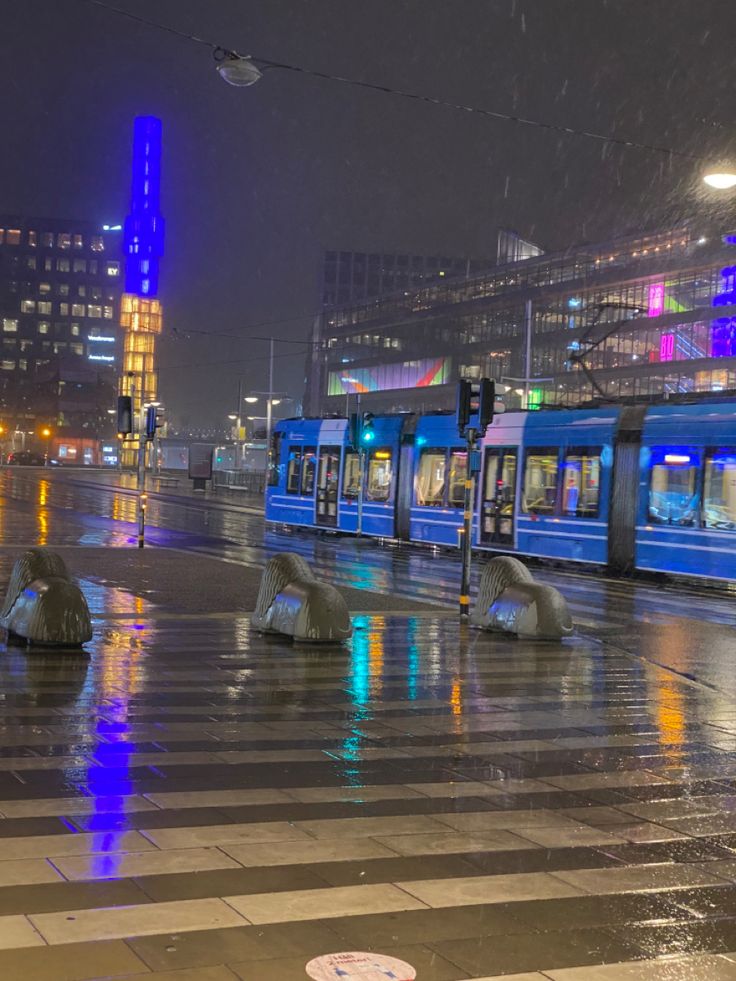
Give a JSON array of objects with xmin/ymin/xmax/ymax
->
[{"xmin": 306, "ymin": 951, "xmax": 416, "ymax": 980}]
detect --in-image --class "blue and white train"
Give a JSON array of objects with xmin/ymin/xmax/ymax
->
[{"xmin": 265, "ymin": 400, "xmax": 736, "ymax": 583}]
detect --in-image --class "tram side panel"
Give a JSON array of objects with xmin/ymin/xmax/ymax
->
[
  {"xmin": 635, "ymin": 402, "xmax": 736, "ymax": 582},
  {"xmin": 409, "ymin": 415, "xmax": 468, "ymax": 547},
  {"xmin": 338, "ymin": 415, "xmax": 406, "ymax": 539},
  {"xmin": 266, "ymin": 418, "xmax": 330, "ymax": 529},
  {"xmin": 514, "ymin": 408, "xmax": 620, "ymax": 566}
]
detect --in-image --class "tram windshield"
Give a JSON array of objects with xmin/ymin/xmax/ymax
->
[{"xmin": 648, "ymin": 447, "xmax": 700, "ymax": 526}]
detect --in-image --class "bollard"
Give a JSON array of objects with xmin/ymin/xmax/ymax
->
[
  {"xmin": 0, "ymin": 549, "xmax": 92, "ymax": 647},
  {"xmin": 252, "ymin": 552, "xmax": 352, "ymax": 643},
  {"xmin": 471, "ymin": 555, "xmax": 573, "ymax": 641}
]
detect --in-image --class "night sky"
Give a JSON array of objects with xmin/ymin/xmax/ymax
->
[{"xmin": 2, "ymin": 0, "xmax": 735, "ymax": 428}]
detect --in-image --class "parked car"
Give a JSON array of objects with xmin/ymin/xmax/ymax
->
[{"xmin": 6, "ymin": 451, "xmax": 46, "ymax": 466}]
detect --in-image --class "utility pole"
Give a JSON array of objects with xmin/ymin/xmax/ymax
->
[
  {"xmin": 459, "ymin": 427, "xmax": 477, "ymax": 619},
  {"xmin": 136, "ymin": 400, "xmax": 147, "ymax": 548},
  {"xmin": 266, "ymin": 337, "xmax": 274, "ymax": 451}
]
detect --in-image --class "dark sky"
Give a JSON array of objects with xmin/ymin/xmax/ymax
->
[{"xmin": 1, "ymin": 0, "xmax": 734, "ymax": 427}]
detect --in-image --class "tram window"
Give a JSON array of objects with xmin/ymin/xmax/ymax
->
[
  {"xmin": 267, "ymin": 432, "xmax": 281, "ymax": 486},
  {"xmin": 416, "ymin": 449, "xmax": 446, "ymax": 506},
  {"xmin": 301, "ymin": 447, "xmax": 316, "ymax": 496},
  {"xmin": 562, "ymin": 448, "xmax": 601, "ymax": 518},
  {"xmin": 648, "ymin": 447, "xmax": 700, "ymax": 527},
  {"xmin": 342, "ymin": 451, "xmax": 361, "ymax": 499},
  {"xmin": 485, "ymin": 452, "xmax": 517, "ymax": 513},
  {"xmin": 522, "ymin": 448, "xmax": 559, "ymax": 514},
  {"xmin": 286, "ymin": 448, "xmax": 302, "ymax": 494},
  {"xmin": 448, "ymin": 449, "xmax": 468, "ymax": 508},
  {"xmin": 703, "ymin": 449, "xmax": 736, "ymax": 531},
  {"xmin": 366, "ymin": 449, "xmax": 392, "ymax": 502}
]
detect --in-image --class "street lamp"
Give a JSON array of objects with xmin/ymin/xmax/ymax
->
[
  {"xmin": 40, "ymin": 427, "xmax": 51, "ymax": 466},
  {"xmin": 704, "ymin": 171, "xmax": 736, "ymax": 190}
]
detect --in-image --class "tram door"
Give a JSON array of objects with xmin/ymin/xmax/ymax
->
[
  {"xmin": 315, "ymin": 446, "xmax": 341, "ymax": 527},
  {"xmin": 480, "ymin": 447, "xmax": 517, "ymax": 546}
]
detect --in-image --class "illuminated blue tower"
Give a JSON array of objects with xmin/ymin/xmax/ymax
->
[
  {"xmin": 119, "ymin": 116, "xmax": 165, "ymax": 458},
  {"xmin": 123, "ymin": 116, "xmax": 165, "ymax": 298}
]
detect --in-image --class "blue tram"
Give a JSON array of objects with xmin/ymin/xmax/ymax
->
[{"xmin": 266, "ymin": 398, "xmax": 736, "ymax": 583}]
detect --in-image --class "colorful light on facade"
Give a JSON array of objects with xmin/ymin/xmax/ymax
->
[
  {"xmin": 712, "ymin": 260, "xmax": 736, "ymax": 359},
  {"xmin": 647, "ymin": 282, "xmax": 665, "ymax": 318},
  {"xmin": 659, "ymin": 333, "xmax": 675, "ymax": 361}
]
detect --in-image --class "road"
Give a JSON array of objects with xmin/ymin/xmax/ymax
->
[{"xmin": 0, "ymin": 468, "xmax": 735, "ymax": 977}]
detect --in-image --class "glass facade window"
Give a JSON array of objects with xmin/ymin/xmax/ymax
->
[
  {"xmin": 73, "ymin": 259, "xmax": 87, "ymax": 273},
  {"xmin": 20, "ymin": 300, "xmax": 35, "ymax": 313},
  {"xmin": 286, "ymin": 447, "xmax": 302, "ymax": 494},
  {"xmin": 58, "ymin": 284, "xmax": 69, "ymax": 296},
  {"xmin": 57, "ymin": 233, "xmax": 71, "ymax": 250},
  {"xmin": 2, "ymin": 319, "xmax": 17, "ymax": 333},
  {"xmin": 301, "ymin": 447, "xmax": 317, "ymax": 495},
  {"xmin": 562, "ymin": 448, "xmax": 602, "ymax": 517},
  {"xmin": 448, "ymin": 449, "xmax": 468, "ymax": 508},
  {"xmin": 38, "ymin": 282, "xmax": 51, "ymax": 294},
  {"xmin": 1, "ymin": 360, "xmax": 14, "ymax": 370},
  {"xmin": 71, "ymin": 303, "xmax": 85, "ymax": 317},
  {"xmin": 70, "ymin": 343, "xmax": 84, "ymax": 356},
  {"xmin": 342, "ymin": 451, "xmax": 361, "ymax": 499},
  {"xmin": 27, "ymin": 230, "xmax": 37, "ymax": 246},
  {"xmin": 87, "ymin": 304, "xmax": 102, "ymax": 318},
  {"xmin": 5, "ymin": 230, "xmax": 20, "ymax": 246},
  {"xmin": 41, "ymin": 232, "xmax": 53, "ymax": 247},
  {"xmin": 72, "ymin": 234, "xmax": 83, "ymax": 249},
  {"xmin": 648, "ymin": 447, "xmax": 700, "ymax": 526},
  {"xmin": 37, "ymin": 301, "xmax": 52, "ymax": 314},
  {"xmin": 59, "ymin": 303, "xmax": 69, "ymax": 316},
  {"xmin": 416, "ymin": 449, "xmax": 446, "ymax": 506},
  {"xmin": 704, "ymin": 450, "xmax": 736, "ymax": 531},
  {"xmin": 57, "ymin": 258, "xmax": 70, "ymax": 272},
  {"xmin": 523, "ymin": 449, "xmax": 559, "ymax": 514},
  {"xmin": 37, "ymin": 322, "xmax": 49, "ymax": 335},
  {"xmin": 26, "ymin": 256, "xmax": 36, "ymax": 270},
  {"xmin": 366, "ymin": 449, "xmax": 392, "ymax": 502},
  {"xmin": 70, "ymin": 323, "xmax": 80, "ymax": 336}
]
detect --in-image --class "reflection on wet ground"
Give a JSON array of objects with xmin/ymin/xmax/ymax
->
[{"xmin": 0, "ymin": 471, "xmax": 734, "ymax": 976}]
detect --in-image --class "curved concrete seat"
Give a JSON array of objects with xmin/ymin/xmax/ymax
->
[
  {"xmin": 472, "ymin": 556, "xmax": 572, "ymax": 640},
  {"xmin": 0, "ymin": 549, "xmax": 92, "ymax": 647},
  {"xmin": 253, "ymin": 552, "xmax": 352, "ymax": 643}
]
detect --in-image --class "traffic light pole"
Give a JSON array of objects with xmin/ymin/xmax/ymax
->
[
  {"xmin": 357, "ymin": 448, "xmax": 365, "ymax": 537},
  {"xmin": 137, "ymin": 405, "xmax": 147, "ymax": 549},
  {"xmin": 459, "ymin": 428, "xmax": 476, "ymax": 618}
]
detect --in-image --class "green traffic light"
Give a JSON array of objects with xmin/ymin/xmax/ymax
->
[{"xmin": 362, "ymin": 430, "xmax": 375, "ymax": 443}]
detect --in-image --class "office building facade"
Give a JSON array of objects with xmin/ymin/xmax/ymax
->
[
  {"xmin": 0, "ymin": 215, "xmax": 122, "ymax": 459},
  {"xmin": 306, "ymin": 225, "xmax": 736, "ymax": 416}
]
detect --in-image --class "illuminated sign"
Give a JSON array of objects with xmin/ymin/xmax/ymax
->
[
  {"xmin": 123, "ymin": 116, "xmax": 165, "ymax": 298},
  {"xmin": 328, "ymin": 357, "xmax": 450, "ymax": 395},
  {"xmin": 87, "ymin": 335, "xmax": 115, "ymax": 342},
  {"xmin": 102, "ymin": 224, "xmax": 123, "ymax": 231},
  {"xmin": 648, "ymin": 282, "xmax": 665, "ymax": 317},
  {"xmin": 88, "ymin": 354, "xmax": 115, "ymax": 362},
  {"xmin": 659, "ymin": 333, "xmax": 675, "ymax": 361},
  {"xmin": 664, "ymin": 454, "xmax": 691, "ymax": 464}
]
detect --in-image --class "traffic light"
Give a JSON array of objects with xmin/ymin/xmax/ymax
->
[
  {"xmin": 348, "ymin": 412, "xmax": 360, "ymax": 451},
  {"xmin": 117, "ymin": 395, "xmax": 133, "ymax": 435},
  {"xmin": 456, "ymin": 380, "xmax": 472, "ymax": 437},
  {"xmin": 477, "ymin": 377, "xmax": 495, "ymax": 437},
  {"xmin": 144, "ymin": 405, "xmax": 163, "ymax": 441},
  {"xmin": 361, "ymin": 412, "xmax": 375, "ymax": 444}
]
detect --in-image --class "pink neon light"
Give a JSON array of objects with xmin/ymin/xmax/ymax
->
[
  {"xmin": 660, "ymin": 333, "xmax": 675, "ymax": 361},
  {"xmin": 648, "ymin": 282, "xmax": 665, "ymax": 317}
]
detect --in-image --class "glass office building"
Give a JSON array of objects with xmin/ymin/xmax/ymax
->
[{"xmin": 306, "ymin": 225, "xmax": 736, "ymax": 415}]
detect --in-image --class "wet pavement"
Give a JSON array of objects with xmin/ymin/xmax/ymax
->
[{"xmin": 0, "ymin": 469, "xmax": 736, "ymax": 977}]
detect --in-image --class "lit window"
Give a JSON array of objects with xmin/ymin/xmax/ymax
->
[
  {"xmin": 301, "ymin": 448, "xmax": 316, "ymax": 495},
  {"xmin": 53, "ymin": 342, "xmax": 67, "ymax": 354},
  {"xmin": 73, "ymin": 259, "xmax": 87, "ymax": 273},
  {"xmin": 57, "ymin": 258, "xmax": 70, "ymax": 273},
  {"xmin": 87, "ymin": 305, "xmax": 102, "ymax": 318},
  {"xmin": 71, "ymin": 343, "xmax": 84, "ymax": 356},
  {"xmin": 78, "ymin": 285, "xmax": 86, "ymax": 297},
  {"xmin": 3, "ymin": 338, "xmax": 16, "ymax": 348},
  {"xmin": 20, "ymin": 300, "xmax": 36, "ymax": 314},
  {"xmin": 522, "ymin": 448, "xmax": 559, "ymax": 514},
  {"xmin": 41, "ymin": 232, "xmax": 53, "ymax": 247},
  {"xmin": 286, "ymin": 448, "xmax": 303, "ymax": 494},
  {"xmin": 59, "ymin": 304, "xmax": 69, "ymax": 316},
  {"xmin": 103, "ymin": 306, "xmax": 113, "ymax": 319},
  {"xmin": 70, "ymin": 323, "xmax": 80, "ymax": 336},
  {"xmin": 27, "ymin": 230, "xmax": 37, "ymax": 247},
  {"xmin": 71, "ymin": 304, "xmax": 85, "ymax": 317},
  {"xmin": 0, "ymin": 229, "xmax": 4, "ymax": 244},
  {"xmin": 37, "ymin": 301, "xmax": 52, "ymax": 315},
  {"xmin": 38, "ymin": 282, "xmax": 51, "ymax": 294},
  {"xmin": 342, "ymin": 451, "xmax": 361, "ymax": 499},
  {"xmin": 90, "ymin": 236, "xmax": 104, "ymax": 252},
  {"xmin": 5, "ymin": 230, "xmax": 21, "ymax": 246},
  {"xmin": 106, "ymin": 262, "xmax": 120, "ymax": 277},
  {"xmin": 37, "ymin": 322, "xmax": 49, "ymax": 335},
  {"xmin": 57, "ymin": 233, "xmax": 71, "ymax": 250},
  {"xmin": 416, "ymin": 449, "xmax": 447, "ymax": 506},
  {"xmin": 366, "ymin": 449, "xmax": 393, "ymax": 502},
  {"xmin": 26, "ymin": 256, "xmax": 37, "ymax": 270},
  {"xmin": 72, "ymin": 234, "xmax": 83, "ymax": 249},
  {"xmin": 2, "ymin": 319, "xmax": 17, "ymax": 333},
  {"xmin": 18, "ymin": 359, "xmax": 27, "ymax": 371},
  {"xmin": 58, "ymin": 284, "xmax": 69, "ymax": 296},
  {"xmin": 704, "ymin": 449, "xmax": 736, "ymax": 531},
  {"xmin": 648, "ymin": 447, "xmax": 700, "ymax": 527},
  {"xmin": 1, "ymin": 360, "xmax": 15, "ymax": 370},
  {"xmin": 562, "ymin": 448, "xmax": 602, "ymax": 518},
  {"xmin": 44, "ymin": 257, "xmax": 53, "ymax": 271}
]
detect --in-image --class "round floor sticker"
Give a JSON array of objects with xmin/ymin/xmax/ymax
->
[{"xmin": 306, "ymin": 951, "xmax": 416, "ymax": 980}]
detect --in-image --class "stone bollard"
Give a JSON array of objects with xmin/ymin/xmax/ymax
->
[
  {"xmin": 471, "ymin": 555, "xmax": 573, "ymax": 640},
  {"xmin": 0, "ymin": 548, "xmax": 92, "ymax": 647},
  {"xmin": 252, "ymin": 552, "xmax": 352, "ymax": 643}
]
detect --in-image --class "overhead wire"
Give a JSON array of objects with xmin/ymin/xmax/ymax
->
[{"xmin": 76, "ymin": 0, "xmax": 708, "ymax": 163}]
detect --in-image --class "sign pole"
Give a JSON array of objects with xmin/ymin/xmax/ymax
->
[
  {"xmin": 137, "ymin": 404, "xmax": 147, "ymax": 549},
  {"xmin": 459, "ymin": 428, "xmax": 476, "ymax": 618}
]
